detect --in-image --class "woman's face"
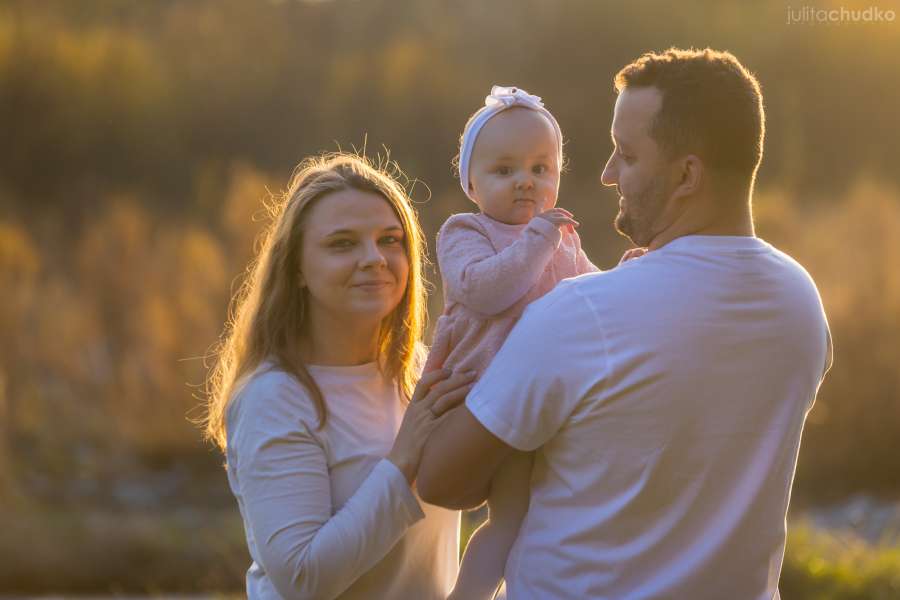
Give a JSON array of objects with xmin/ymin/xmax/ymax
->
[{"xmin": 299, "ymin": 188, "xmax": 409, "ymax": 329}]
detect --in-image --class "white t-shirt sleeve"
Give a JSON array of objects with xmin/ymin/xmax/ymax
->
[
  {"xmin": 466, "ymin": 280, "xmax": 607, "ymax": 451},
  {"xmin": 228, "ymin": 373, "xmax": 425, "ymax": 600}
]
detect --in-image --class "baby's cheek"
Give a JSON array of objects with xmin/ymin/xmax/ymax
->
[{"xmin": 541, "ymin": 184, "xmax": 559, "ymax": 209}]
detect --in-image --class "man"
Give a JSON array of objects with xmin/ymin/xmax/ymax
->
[{"xmin": 418, "ymin": 48, "xmax": 832, "ymax": 599}]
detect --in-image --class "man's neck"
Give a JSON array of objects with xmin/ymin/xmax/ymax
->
[{"xmin": 648, "ymin": 197, "xmax": 754, "ymax": 251}]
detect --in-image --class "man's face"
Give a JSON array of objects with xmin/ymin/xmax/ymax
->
[{"xmin": 601, "ymin": 87, "xmax": 674, "ymax": 247}]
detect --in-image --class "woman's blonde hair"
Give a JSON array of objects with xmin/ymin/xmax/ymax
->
[{"xmin": 201, "ymin": 152, "xmax": 428, "ymax": 452}]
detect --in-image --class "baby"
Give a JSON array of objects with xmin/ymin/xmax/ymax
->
[{"xmin": 425, "ymin": 86, "xmax": 599, "ymax": 600}]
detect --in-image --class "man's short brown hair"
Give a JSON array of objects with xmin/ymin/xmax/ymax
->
[{"xmin": 615, "ymin": 48, "xmax": 765, "ymax": 187}]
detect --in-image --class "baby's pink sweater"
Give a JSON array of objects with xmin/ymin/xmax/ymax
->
[{"xmin": 426, "ymin": 212, "xmax": 599, "ymax": 376}]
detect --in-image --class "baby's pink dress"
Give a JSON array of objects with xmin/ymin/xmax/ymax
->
[{"xmin": 426, "ymin": 212, "xmax": 599, "ymax": 376}]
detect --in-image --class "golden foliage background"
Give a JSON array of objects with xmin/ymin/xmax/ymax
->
[{"xmin": 1, "ymin": 0, "xmax": 898, "ymax": 594}]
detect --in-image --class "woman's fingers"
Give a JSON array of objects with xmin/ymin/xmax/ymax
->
[
  {"xmin": 419, "ymin": 371, "xmax": 476, "ymax": 408},
  {"xmin": 430, "ymin": 383, "xmax": 475, "ymax": 417},
  {"xmin": 411, "ymin": 368, "xmax": 451, "ymax": 403}
]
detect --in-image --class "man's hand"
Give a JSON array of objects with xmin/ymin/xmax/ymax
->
[{"xmin": 618, "ymin": 247, "xmax": 648, "ymax": 264}]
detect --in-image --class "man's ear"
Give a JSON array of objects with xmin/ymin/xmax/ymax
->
[{"xmin": 672, "ymin": 154, "xmax": 703, "ymax": 202}]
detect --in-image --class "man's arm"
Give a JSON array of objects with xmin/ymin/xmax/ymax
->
[
  {"xmin": 417, "ymin": 405, "xmax": 513, "ymax": 509},
  {"xmin": 418, "ymin": 280, "xmax": 595, "ymax": 509}
]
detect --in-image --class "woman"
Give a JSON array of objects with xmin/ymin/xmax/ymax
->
[{"xmin": 202, "ymin": 153, "xmax": 473, "ymax": 599}]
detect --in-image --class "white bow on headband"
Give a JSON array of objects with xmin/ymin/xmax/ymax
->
[
  {"xmin": 458, "ymin": 85, "xmax": 563, "ymax": 201},
  {"xmin": 484, "ymin": 86, "xmax": 546, "ymax": 110}
]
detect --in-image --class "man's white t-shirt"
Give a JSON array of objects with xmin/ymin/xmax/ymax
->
[{"xmin": 467, "ymin": 235, "xmax": 832, "ymax": 600}]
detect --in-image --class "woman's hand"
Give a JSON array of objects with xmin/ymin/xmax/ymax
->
[{"xmin": 388, "ymin": 369, "xmax": 477, "ymax": 485}]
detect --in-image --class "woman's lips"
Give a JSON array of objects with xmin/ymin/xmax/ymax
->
[{"xmin": 352, "ymin": 281, "xmax": 391, "ymax": 291}]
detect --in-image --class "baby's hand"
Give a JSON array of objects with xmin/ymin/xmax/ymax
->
[
  {"xmin": 535, "ymin": 207, "xmax": 579, "ymax": 235},
  {"xmin": 618, "ymin": 247, "xmax": 648, "ymax": 264}
]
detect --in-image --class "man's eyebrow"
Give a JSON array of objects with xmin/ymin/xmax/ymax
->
[{"xmin": 611, "ymin": 132, "xmax": 632, "ymax": 150}]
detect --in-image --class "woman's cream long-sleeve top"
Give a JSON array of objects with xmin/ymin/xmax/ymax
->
[
  {"xmin": 425, "ymin": 212, "xmax": 599, "ymax": 376},
  {"xmin": 225, "ymin": 360, "xmax": 459, "ymax": 600}
]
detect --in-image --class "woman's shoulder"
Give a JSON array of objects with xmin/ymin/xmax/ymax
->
[{"xmin": 227, "ymin": 361, "xmax": 318, "ymax": 431}]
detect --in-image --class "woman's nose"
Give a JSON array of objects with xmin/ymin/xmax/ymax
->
[{"xmin": 359, "ymin": 241, "xmax": 387, "ymax": 269}]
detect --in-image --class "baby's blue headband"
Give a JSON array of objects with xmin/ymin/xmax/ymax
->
[{"xmin": 458, "ymin": 85, "xmax": 563, "ymax": 201}]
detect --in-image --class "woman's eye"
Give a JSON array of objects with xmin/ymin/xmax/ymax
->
[
  {"xmin": 380, "ymin": 235, "xmax": 403, "ymax": 245},
  {"xmin": 329, "ymin": 239, "xmax": 353, "ymax": 248}
]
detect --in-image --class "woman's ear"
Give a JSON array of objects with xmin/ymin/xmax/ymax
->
[{"xmin": 672, "ymin": 154, "xmax": 703, "ymax": 202}]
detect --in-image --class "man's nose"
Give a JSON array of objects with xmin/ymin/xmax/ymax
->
[{"xmin": 600, "ymin": 156, "xmax": 617, "ymax": 187}]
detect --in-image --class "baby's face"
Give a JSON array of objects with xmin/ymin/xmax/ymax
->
[{"xmin": 468, "ymin": 108, "xmax": 561, "ymax": 225}]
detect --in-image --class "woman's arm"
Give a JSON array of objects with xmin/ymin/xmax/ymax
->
[
  {"xmin": 230, "ymin": 376, "xmax": 424, "ymax": 600},
  {"xmin": 438, "ymin": 215, "xmax": 561, "ymax": 316}
]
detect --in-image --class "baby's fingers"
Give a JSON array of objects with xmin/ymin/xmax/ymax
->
[{"xmin": 543, "ymin": 207, "xmax": 573, "ymax": 219}]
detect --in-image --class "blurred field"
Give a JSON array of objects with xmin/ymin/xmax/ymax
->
[{"xmin": 1, "ymin": 0, "xmax": 898, "ymax": 595}]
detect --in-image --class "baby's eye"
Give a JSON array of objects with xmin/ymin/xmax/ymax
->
[
  {"xmin": 496, "ymin": 166, "xmax": 512, "ymax": 175},
  {"xmin": 532, "ymin": 164, "xmax": 548, "ymax": 175}
]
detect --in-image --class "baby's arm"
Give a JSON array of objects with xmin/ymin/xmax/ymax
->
[
  {"xmin": 566, "ymin": 228, "xmax": 601, "ymax": 275},
  {"xmin": 437, "ymin": 214, "xmax": 562, "ymax": 316},
  {"xmin": 448, "ymin": 451, "xmax": 533, "ymax": 600}
]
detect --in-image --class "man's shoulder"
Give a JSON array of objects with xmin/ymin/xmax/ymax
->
[
  {"xmin": 557, "ymin": 258, "xmax": 659, "ymax": 302},
  {"xmin": 521, "ymin": 271, "xmax": 611, "ymax": 326},
  {"xmin": 763, "ymin": 241, "xmax": 822, "ymax": 289}
]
